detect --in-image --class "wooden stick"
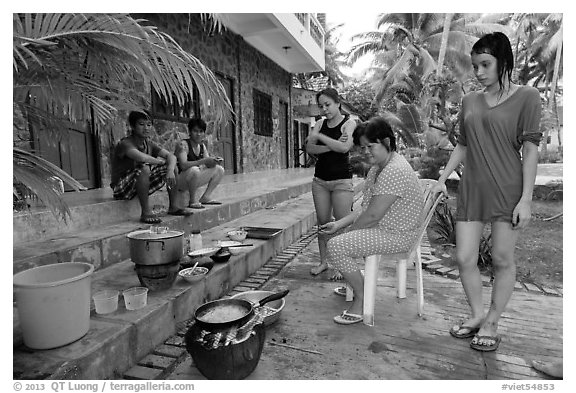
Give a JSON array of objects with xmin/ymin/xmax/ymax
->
[
  {"xmin": 268, "ymin": 341, "xmax": 323, "ymax": 355},
  {"xmin": 543, "ymin": 212, "xmax": 563, "ymax": 221}
]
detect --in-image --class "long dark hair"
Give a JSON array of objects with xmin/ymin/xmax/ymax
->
[{"xmin": 471, "ymin": 32, "xmax": 514, "ymax": 91}]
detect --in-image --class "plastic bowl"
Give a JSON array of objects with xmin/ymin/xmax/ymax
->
[
  {"xmin": 230, "ymin": 290, "xmax": 285, "ymax": 326},
  {"xmin": 179, "ymin": 266, "xmax": 209, "ymax": 284},
  {"xmin": 122, "ymin": 287, "xmax": 148, "ymax": 310},
  {"xmin": 227, "ymin": 230, "xmax": 247, "ymax": 242},
  {"xmin": 92, "ymin": 290, "xmax": 119, "ymax": 314}
]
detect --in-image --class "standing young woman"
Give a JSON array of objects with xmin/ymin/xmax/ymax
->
[
  {"xmin": 434, "ymin": 32, "xmax": 542, "ymax": 351},
  {"xmin": 306, "ymin": 88, "xmax": 356, "ymax": 277}
]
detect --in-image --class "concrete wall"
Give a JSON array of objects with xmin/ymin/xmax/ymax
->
[
  {"xmin": 115, "ymin": 13, "xmax": 294, "ymax": 175},
  {"xmin": 15, "ymin": 14, "xmax": 296, "ymax": 189}
]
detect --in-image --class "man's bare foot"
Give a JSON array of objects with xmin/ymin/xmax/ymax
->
[
  {"xmin": 532, "ymin": 360, "xmax": 563, "ymax": 378},
  {"xmin": 310, "ymin": 263, "xmax": 328, "ymax": 275}
]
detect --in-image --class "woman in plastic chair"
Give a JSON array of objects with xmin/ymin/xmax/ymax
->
[{"xmin": 321, "ymin": 117, "xmax": 424, "ymax": 325}]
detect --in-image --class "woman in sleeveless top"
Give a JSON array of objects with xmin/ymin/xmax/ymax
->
[
  {"xmin": 434, "ymin": 33, "xmax": 542, "ymax": 352},
  {"xmin": 305, "ymin": 88, "xmax": 357, "ymax": 277}
]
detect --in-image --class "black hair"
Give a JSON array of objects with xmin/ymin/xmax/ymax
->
[
  {"xmin": 352, "ymin": 121, "xmax": 367, "ymax": 146},
  {"xmin": 316, "ymin": 87, "xmax": 342, "ymax": 113},
  {"xmin": 128, "ymin": 111, "xmax": 151, "ymax": 128},
  {"xmin": 471, "ymin": 32, "xmax": 514, "ymax": 91},
  {"xmin": 364, "ymin": 117, "xmax": 397, "ymax": 152},
  {"xmin": 188, "ymin": 118, "xmax": 207, "ymax": 132}
]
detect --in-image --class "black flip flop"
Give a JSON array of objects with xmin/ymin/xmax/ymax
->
[
  {"xmin": 199, "ymin": 200, "xmax": 222, "ymax": 205},
  {"xmin": 167, "ymin": 208, "xmax": 193, "ymax": 216},
  {"xmin": 140, "ymin": 215, "xmax": 162, "ymax": 224},
  {"xmin": 449, "ymin": 323, "xmax": 480, "ymax": 339}
]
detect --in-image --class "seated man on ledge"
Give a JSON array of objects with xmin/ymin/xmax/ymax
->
[
  {"xmin": 110, "ymin": 110, "xmax": 193, "ymax": 224},
  {"xmin": 175, "ymin": 118, "xmax": 224, "ymax": 209}
]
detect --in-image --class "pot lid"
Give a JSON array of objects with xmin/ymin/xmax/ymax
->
[{"xmin": 127, "ymin": 229, "xmax": 184, "ymax": 240}]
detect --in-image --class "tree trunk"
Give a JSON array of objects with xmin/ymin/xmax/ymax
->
[
  {"xmin": 436, "ymin": 13, "xmax": 453, "ymax": 77},
  {"xmin": 543, "ymin": 21, "xmax": 563, "ymax": 161}
]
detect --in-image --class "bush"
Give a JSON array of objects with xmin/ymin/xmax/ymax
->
[{"xmin": 419, "ymin": 146, "xmax": 451, "ymax": 180}]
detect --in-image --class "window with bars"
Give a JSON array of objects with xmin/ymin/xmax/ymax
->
[
  {"xmin": 253, "ymin": 89, "xmax": 273, "ymax": 137},
  {"xmin": 150, "ymin": 85, "xmax": 201, "ymax": 122}
]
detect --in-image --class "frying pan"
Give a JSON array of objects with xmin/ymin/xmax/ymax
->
[{"xmin": 194, "ymin": 289, "xmax": 289, "ymax": 331}]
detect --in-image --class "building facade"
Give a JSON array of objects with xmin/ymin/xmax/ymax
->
[{"xmin": 16, "ymin": 13, "xmax": 325, "ymax": 190}]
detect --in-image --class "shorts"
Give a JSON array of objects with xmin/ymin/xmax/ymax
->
[
  {"xmin": 111, "ymin": 164, "xmax": 167, "ymax": 200},
  {"xmin": 312, "ymin": 177, "xmax": 353, "ymax": 194}
]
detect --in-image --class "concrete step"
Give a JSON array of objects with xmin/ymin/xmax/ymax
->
[
  {"xmin": 13, "ymin": 173, "xmax": 315, "ymax": 275},
  {"xmin": 14, "ymin": 168, "xmax": 315, "ymax": 245},
  {"xmin": 13, "ymin": 178, "xmax": 365, "ymax": 380}
]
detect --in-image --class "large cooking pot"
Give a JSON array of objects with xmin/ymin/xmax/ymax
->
[
  {"xmin": 185, "ymin": 321, "xmax": 266, "ymax": 380},
  {"xmin": 127, "ymin": 229, "xmax": 184, "ymax": 265},
  {"xmin": 194, "ymin": 289, "xmax": 289, "ymax": 331}
]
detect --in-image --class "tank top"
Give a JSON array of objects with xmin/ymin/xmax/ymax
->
[
  {"xmin": 313, "ymin": 117, "xmax": 352, "ymax": 181},
  {"xmin": 177, "ymin": 140, "xmax": 206, "ymax": 171}
]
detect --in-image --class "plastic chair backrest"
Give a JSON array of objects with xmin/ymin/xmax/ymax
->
[{"xmin": 405, "ymin": 179, "xmax": 444, "ymax": 260}]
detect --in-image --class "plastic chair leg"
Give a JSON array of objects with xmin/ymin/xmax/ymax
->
[
  {"xmin": 396, "ymin": 258, "xmax": 407, "ymax": 299},
  {"xmin": 363, "ymin": 255, "xmax": 380, "ymax": 326},
  {"xmin": 415, "ymin": 246, "xmax": 424, "ymax": 316}
]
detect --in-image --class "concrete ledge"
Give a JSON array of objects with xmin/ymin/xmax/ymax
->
[
  {"xmin": 13, "ymin": 178, "xmax": 364, "ymax": 380},
  {"xmin": 14, "ymin": 168, "xmax": 314, "ymax": 244},
  {"xmin": 13, "ymin": 179, "xmax": 313, "ymax": 275}
]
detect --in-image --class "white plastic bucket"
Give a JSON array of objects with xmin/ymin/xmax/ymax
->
[
  {"xmin": 93, "ymin": 290, "xmax": 119, "ymax": 314},
  {"xmin": 13, "ymin": 262, "xmax": 94, "ymax": 350},
  {"xmin": 123, "ymin": 287, "xmax": 148, "ymax": 310}
]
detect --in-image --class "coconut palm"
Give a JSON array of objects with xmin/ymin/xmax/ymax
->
[
  {"xmin": 13, "ymin": 13, "xmax": 233, "ymax": 221},
  {"xmin": 294, "ymin": 20, "xmax": 348, "ymax": 89},
  {"xmin": 349, "ymin": 13, "xmax": 509, "ymax": 102}
]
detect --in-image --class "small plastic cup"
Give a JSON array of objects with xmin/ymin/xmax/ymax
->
[
  {"xmin": 123, "ymin": 287, "xmax": 149, "ymax": 310},
  {"xmin": 93, "ymin": 290, "xmax": 119, "ymax": 314}
]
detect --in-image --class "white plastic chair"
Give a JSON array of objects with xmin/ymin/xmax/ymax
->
[{"xmin": 346, "ymin": 179, "xmax": 444, "ymax": 325}]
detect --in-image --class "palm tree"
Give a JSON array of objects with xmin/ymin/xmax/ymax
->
[
  {"xmin": 13, "ymin": 13, "xmax": 233, "ymax": 221},
  {"xmin": 348, "ymin": 13, "xmax": 510, "ymax": 148},
  {"xmin": 294, "ymin": 20, "xmax": 348, "ymax": 89},
  {"xmin": 349, "ymin": 13, "xmax": 509, "ymax": 101}
]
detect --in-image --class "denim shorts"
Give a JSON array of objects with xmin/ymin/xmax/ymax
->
[{"xmin": 312, "ymin": 177, "xmax": 354, "ymax": 193}]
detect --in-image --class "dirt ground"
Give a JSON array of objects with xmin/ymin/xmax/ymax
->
[{"xmin": 429, "ymin": 198, "xmax": 563, "ymax": 290}]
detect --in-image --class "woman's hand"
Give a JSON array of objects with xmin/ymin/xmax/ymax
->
[
  {"xmin": 431, "ymin": 181, "xmax": 448, "ymax": 196},
  {"xmin": 338, "ymin": 133, "xmax": 349, "ymax": 142},
  {"xmin": 319, "ymin": 221, "xmax": 341, "ymax": 235},
  {"xmin": 512, "ymin": 199, "xmax": 531, "ymax": 229}
]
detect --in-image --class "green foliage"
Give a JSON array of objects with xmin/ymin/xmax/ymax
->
[
  {"xmin": 431, "ymin": 200, "xmax": 456, "ymax": 245},
  {"xmin": 478, "ymin": 232, "xmax": 493, "ymax": 271},
  {"xmin": 418, "ymin": 146, "xmax": 451, "ymax": 180},
  {"xmin": 340, "ymin": 80, "xmax": 379, "ymax": 120}
]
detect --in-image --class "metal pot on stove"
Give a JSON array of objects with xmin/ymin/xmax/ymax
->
[
  {"xmin": 184, "ymin": 290, "xmax": 289, "ymax": 379},
  {"xmin": 127, "ymin": 229, "xmax": 184, "ymax": 265}
]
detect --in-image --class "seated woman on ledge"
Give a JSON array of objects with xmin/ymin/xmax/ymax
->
[{"xmin": 321, "ymin": 117, "xmax": 424, "ymax": 325}]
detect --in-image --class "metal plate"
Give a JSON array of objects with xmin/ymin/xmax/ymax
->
[{"xmin": 241, "ymin": 227, "xmax": 282, "ymax": 240}]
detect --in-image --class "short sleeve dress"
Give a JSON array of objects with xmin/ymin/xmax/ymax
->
[
  {"xmin": 456, "ymin": 86, "xmax": 542, "ymax": 222},
  {"xmin": 362, "ymin": 153, "xmax": 423, "ymax": 236}
]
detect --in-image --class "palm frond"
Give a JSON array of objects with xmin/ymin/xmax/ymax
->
[
  {"xmin": 13, "ymin": 148, "xmax": 87, "ymax": 222},
  {"xmin": 13, "ymin": 13, "xmax": 233, "ymax": 126}
]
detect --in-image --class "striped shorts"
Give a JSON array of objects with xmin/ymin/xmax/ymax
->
[{"xmin": 111, "ymin": 164, "xmax": 167, "ymax": 200}]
